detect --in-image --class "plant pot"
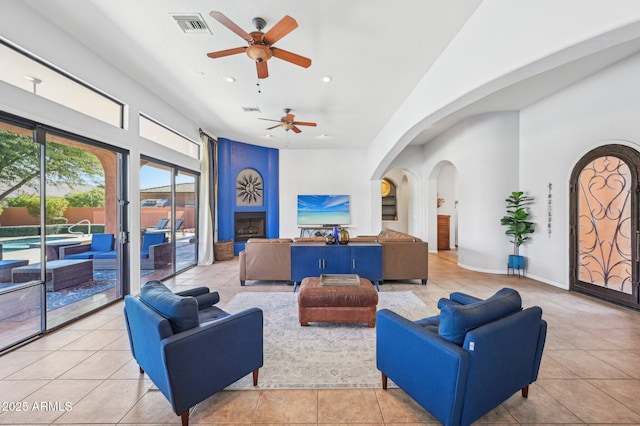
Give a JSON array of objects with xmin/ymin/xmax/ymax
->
[{"xmin": 508, "ymin": 254, "xmax": 525, "ymax": 270}]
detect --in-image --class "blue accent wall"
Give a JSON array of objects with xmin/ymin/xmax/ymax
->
[{"xmin": 218, "ymin": 138, "xmax": 279, "ymax": 255}]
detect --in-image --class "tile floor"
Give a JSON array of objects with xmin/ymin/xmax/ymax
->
[{"xmin": 3, "ymin": 252, "xmax": 640, "ymax": 424}]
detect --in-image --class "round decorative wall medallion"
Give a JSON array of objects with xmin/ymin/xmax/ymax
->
[{"xmin": 236, "ymin": 168, "xmax": 263, "ymax": 206}]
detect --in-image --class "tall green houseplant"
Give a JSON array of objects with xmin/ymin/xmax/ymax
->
[{"xmin": 500, "ymin": 191, "xmax": 535, "ymax": 257}]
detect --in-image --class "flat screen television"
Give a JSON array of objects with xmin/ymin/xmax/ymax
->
[{"xmin": 297, "ymin": 194, "xmax": 350, "ymax": 226}]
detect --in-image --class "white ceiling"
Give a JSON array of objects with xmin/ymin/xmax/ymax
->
[
  {"xmin": 24, "ymin": 0, "xmax": 483, "ymax": 149},
  {"xmin": 21, "ymin": 1, "xmax": 640, "ymax": 153}
]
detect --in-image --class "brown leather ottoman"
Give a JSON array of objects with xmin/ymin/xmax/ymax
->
[{"xmin": 298, "ymin": 276, "xmax": 378, "ymax": 327}]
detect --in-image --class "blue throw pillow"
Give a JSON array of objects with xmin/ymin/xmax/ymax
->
[
  {"xmin": 139, "ymin": 280, "xmax": 199, "ymax": 334},
  {"xmin": 438, "ymin": 288, "xmax": 522, "ymax": 345}
]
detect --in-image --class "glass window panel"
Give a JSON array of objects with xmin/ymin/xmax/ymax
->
[
  {"xmin": 45, "ymin": 133, "xmax": 121, "ymax": 329},
  {"xmin": 0, "ymin": 42, "xmax": 123, "ymax": 127},
  {"xmin": 139, "ymin": 114, "xmax": 200, "ymax": 159},
  {"xmin": 140, "ymin": 160, "xmax": 174, "ymax": 281},
  {"xmin": 0, "ymin": 121, "xmax": 44, "ymax": 348},
  {"xmin": 176, "ymin": 171, "xmax": 197, "ymax": 272}
]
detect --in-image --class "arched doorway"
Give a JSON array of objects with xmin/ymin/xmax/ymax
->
[{"xmin": 570, "ymin": 144, "xmax": 640, "ymax": 308}]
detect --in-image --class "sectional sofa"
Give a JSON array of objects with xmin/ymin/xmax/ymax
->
[{"xmin": 238, "ymin": 229, "xmax": 428, "ymax": 285}]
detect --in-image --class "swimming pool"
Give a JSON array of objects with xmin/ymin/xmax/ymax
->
[{"xmin": 0, "ymin": 237, "xmax": 77, "ymax": 252}]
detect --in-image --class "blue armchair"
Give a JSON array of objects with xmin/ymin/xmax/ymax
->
[
  {"xmin": 376, "ymin": 288, "xmax": 546, "ymax": 426},
  {"xmin": 124, "ymin": 280, "xmax": 263, "ymax": 426}
]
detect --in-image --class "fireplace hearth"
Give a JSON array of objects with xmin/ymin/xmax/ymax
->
[{"xmin": 234, "ymin": 212, "xmax": 266, "ymax": 242}]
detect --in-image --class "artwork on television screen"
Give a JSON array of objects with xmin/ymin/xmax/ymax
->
[{"xmin": 297, "ymin": 194, "xmax": 350, "ymax": 225}]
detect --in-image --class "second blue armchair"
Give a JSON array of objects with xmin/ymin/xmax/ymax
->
[{"xmin": 376, "ymin": 288, "xmax": 546, "ymax": 426}]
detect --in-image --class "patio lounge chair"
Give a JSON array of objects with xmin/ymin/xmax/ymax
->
[
  {"xmin": 142, "ymin": 218, "xmax": 170, "ymax": 234},
  {"xmin": 93, "ymin": 232, "xmax": 171, "ymax": 270},
  {"xmin": 59, "ymin": 234, "xmax": 115, "ymax": 260}
]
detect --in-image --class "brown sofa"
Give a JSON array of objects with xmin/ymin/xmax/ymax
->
[
  {"xmin": 239, "ymin": 238, "xmax": 293, "ymax": 286},
  {"xmin": 351, "ymin": 228, "xmax": 429, "ymax": 285},
  {"xmin": 239, "ymin": 229, "xmax": 428, "ymax": 286}
]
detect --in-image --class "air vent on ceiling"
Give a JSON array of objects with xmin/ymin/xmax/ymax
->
[
  {"xmin": 242, "ymin": 106, "xmax": 261, "ymax": 113},
  {"xmin": 171, "ymin": 13, "xmax": 211, "ymax": 34}
]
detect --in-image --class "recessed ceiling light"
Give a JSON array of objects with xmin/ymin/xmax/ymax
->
[
  {"xmin": 224, "ymin": 76, "xmax": 236, "ymax": 83},
  {"xmin": 321, "ymin": 75, "xmax": 332, "ymax": 83},
  {"xmin": 318, "ymin": 133, "xmax": 329, "ymax": 138},
  {"xmin": 264, "ymin": 134, "xmax": 274, "ymax": 138}
]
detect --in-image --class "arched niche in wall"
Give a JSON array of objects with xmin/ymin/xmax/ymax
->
[
  {"xmin": 381, "ymin": 177, "xmax": 398, "ymax": 221},
  {"xmin": 381, "ymin": 169, "xmax": 419, "ymax": 235},
  {"xmin": 236, "ymin": 168, "xmax": 263, "ymax": 206}
]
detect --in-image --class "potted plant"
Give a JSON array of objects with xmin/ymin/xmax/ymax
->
[{"xmin": 500, "ymin": 191, "xmax": 535, "ymax": 273}]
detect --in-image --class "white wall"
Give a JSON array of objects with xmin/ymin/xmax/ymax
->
[
  {"xmin": 520, "ymin": 50, "xmax": 640, "ymax": 289},
  {"xmin": 279, "ymin": 149, "xmax": 372, "ymax": 239},
  {"xmin": 422, "ymin": 112, "xmax": 520, "ymax": 272},
  {"xmin": 366, "ymin": 0, "xmax": 640, "ymax": 180}
]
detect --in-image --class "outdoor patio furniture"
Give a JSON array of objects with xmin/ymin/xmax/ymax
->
[
  {"xmin": 0, "ymin": 244, "xmax": 29, "ymax": 283},
  {"xmin": 93, "ymin": 233, "xmax": 171, "ymax": 270},
  {"xmin": 143, "ymin": 218, "xmax": 169, "ymax": 234},
  {"xmin": 59, "ymin": 234, "xmax": 115, "ymax": 260},
  {"xmin": 12, "ymin": 259, "xmax": 93, "ymax": 291}
]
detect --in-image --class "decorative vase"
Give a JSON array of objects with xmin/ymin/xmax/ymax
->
[
  {"xmin": 332, "ymin": 226, "xmax": 339, "ymax": 245},
  {"xmin": 324, "ymin": 234, "xmax": 336, "ymax": 245},
  {"xmin": 338, "ymin": 227, "xmax": 350, "ymax": 245}
]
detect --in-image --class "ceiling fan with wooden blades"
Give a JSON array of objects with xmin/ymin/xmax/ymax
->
[
  {"xmin": 259, "ymin": 108, "xmax": 317, "ymax": 133},
  {"xmin": 207, "ymin": 11, "xmax": 312, "ymax": 79}
]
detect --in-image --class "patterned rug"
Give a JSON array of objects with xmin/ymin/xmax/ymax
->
[{"xmin": 222, "ymin": 291, "xmax": 433, "ymax": 389}]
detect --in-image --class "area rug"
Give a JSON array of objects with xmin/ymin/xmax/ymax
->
[{"xmin": 222, "ymin": 291, "xmax": 433, "ymax": 389}]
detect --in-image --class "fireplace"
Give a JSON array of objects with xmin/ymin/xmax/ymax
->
[{"xmin": 234, "ymin": 212, "xmax": 266, "ymax": 242}]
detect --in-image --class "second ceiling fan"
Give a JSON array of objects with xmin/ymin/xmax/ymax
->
[
  {"xmin": 207, "ymin": 11, "xmax": 312, "ymax": 79},
  {"xmin": 260, "ymin": 108, "xmax": 317, "ymax": 133}
]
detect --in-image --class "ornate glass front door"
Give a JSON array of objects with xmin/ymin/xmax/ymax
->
[{"xmin": 570, "ymin": 145, "xmax": 640, "ymax": 307}]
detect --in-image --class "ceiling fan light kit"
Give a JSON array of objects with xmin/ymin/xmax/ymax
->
[
  {"xmin": 207, "ymin": 11, "xmax": 312, "ymax": 80},
  {"xmin": 259, "ymin": 108, "xmax": 317, "ymax": 134},
  {"xmin": 208, "ymin": 12, "xmax": 317, "ymax": 136}
]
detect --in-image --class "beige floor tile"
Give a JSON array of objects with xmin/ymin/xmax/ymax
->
[
  {"xmin": 538, "ymin": 378, "xmax": 640, "ymax": 423},
  {"xmin": 0, "ymin": 379, "xmax": 102, "ymax": 424},
  {"xmin": 7, "ymin": 350, "xmax": 94, "ymax": 380},
  {"xmin": 500, "ymin": 383, "xmax": 582, "ymax": 424},
  {"xmin": 15, "ymin": 329, "xmax": 90, "ymax": 351},
  {"xmin": 0, "ymin": 379, "xmax": 49, "ymax": 402},
  {"xmin": 117, "ymin": 389, "xmax": 181, "ymax": 424},
  {"xmin": 0, "ymin": 349, "xmax": 51, "ymax": 379},
  {"xmin": 108, "ymin": 358, "xmax": 145, "ymax": 380},
  {"xmin": 101, "ymin": 335, "xmax": 133, "ymax": 351},
  {"xmin": 58, "ymin": 329, "xmax": 124, "ymax": 351},
  {"xmin": 252, "ymin": 389, "xmax": 317, "ymax": 423},
  {"xmin": 190, "ymin": 389, "xmax": 261, "ymax": 423},
  {"xmin": 588, "ymin": 349, "xmax": 640, "ymax": 379},
  {"xmin": 53, "ymin": 378, "xmax": 153, "ymax": 424},
  {"xmin": 589, "ymin": 378, "xmax": 640, "ymax": 415},
  {"xmin": 58, "ymin": 350, "xmax": 132, "ymax": 380},
  {"xmin": 374, "ymin": 388, "xmax": 436, "ymax": 423},
  {"xmin": 318, "ymin": 388, "xmax": 383, "ymax": 423},
  {"xmin": 545, "ymin": 349, "xmax": 631, "ymax": 379}
]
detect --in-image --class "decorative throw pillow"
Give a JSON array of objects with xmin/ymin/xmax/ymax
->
[
  {"xmin": 140, "ymin": 280, "xmax": 199, "ymax": 334},
  {"xmin": 438, "ymin": 288, "xmax": 522, "ymax": 345}
]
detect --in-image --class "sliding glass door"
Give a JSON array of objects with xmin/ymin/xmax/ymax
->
[
  {"xmin": 140, "ymin": 158, "xmax": 198, "ymax": 283},
  {"xmin": 0, "ymin": 114, "xmax": 128, "ymax": 350}
]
